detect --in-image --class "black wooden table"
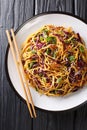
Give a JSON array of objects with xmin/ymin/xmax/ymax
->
[{"xmin": 0, "ymin": 0, "xmax": 87, "ymax": 130}]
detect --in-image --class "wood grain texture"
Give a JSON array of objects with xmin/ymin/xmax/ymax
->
[
  {"xmin": 1, "ymin": 0, "xmax": 87, "ymax": 130},
  {"xmin": 73, "ymin": 105, "xmax": 87, "ymax": 130},
  {"xmin": 74, "ymin": 0, "xmax": 87, "ymax": 22},
  {"xmin": 35, "ymin": 0, "xmax": 74, "ymax": 14}
]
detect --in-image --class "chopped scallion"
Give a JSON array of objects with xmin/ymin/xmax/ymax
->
[
  {"xmin": 79, "ymin": 46, "xmax": 84, "ymax": 52},
  {"xmin": 56, "ymin": 77, "xmax": 62, "ymax": 83},
  {"xmin": 46, "ymin": 36, "xmax": 57, "ymax": 44},
  {"xmin": 40, "ymin": 36, "xmax": 44, "ymax": 41},
  {"xmin": 69, "ymin": 55, "xmax": 75, "ymax": 62},
  {"xmin": 46, "ymin": 48, "xmax": 51, "ymax": 55},
  {"xmin": 42, "ymin": 77, "xmax": 46, "ymax": 83},
  {"xmin": 31, "ymin": 50, "xmax": 36, "ymax": 54},
  {"xmin": 28, "ymin": 62, "xmax": 35, "ymax": 69}
]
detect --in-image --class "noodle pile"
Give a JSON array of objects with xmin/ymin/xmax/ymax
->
[{"xmin": 21, "ymin": 25, "xmax": 87, "ymax": 96}]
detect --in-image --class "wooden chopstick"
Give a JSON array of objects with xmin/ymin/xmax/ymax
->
[
  {"xmin": 10, "ymin": 29, "xmax": 36, "ymax": 117},
  {"xmin": 6, "ymin": 29, "xmax": 36, "ymax": 118}
]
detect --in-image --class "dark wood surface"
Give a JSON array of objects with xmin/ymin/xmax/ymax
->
[{"xmin": 0, "ymin": 0, "xmax": 87, "ymax": 130}]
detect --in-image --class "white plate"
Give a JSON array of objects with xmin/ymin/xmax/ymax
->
[{"xmin": 6, "ymin": 12, "xmax": 87, "ymax": 111}]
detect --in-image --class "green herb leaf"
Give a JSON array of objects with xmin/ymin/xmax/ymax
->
[
  {"xmin": 69, "ymin": 55, "xmax": 75, "ymax": 62},
  {"xmin": 40, "ymin": 36, "xmax": 44, "ymax": 41},
  {"xmin": 52, "ymin": 52, "xmax": 56, "ymax": 58},
  {"xmin": 79, "ymin": 46, "xmax": 84, "ymax": 52},
  {"xmin": 46, "ymin": 36, "xmax": 57, "ymax": 44},
  {"xmin": 64, "ymin": 40, "xmax": 70, "ymax": 44},
  {"xmin": 42, "ymin": 77, "xmax": 46, "ymax": 83},
  {"xmin": 71, "ymin": 38, "xmax": 76, "ymax": 43},
  {"xmin": 28, "ymin": 62, "xmax": 35, "ymax": 69},
  {"xmin": 27, "ymin": 48, "xmax": 30, "ymax": 52},
  {"xmin": 64, "ymin": 36, "xmax": 76, "ymax": 44},
  {"xmin": 31, "ymin": 50, "xmax": 36, "ymax": 54},
  {"xmin": 57, "ymin": 77, "xmax": 62, "ymax": 83},
  {"xmin": 46, "ymin": 48, "xmax": 51, "ymax": 55},
  {"xmin": 42, "ymin": 29, "xmax": 48, "ymax": 35}
]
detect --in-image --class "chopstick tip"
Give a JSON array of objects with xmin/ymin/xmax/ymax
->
[
  {"xmin": 10, "ymin": 28, "xmax": 14, "ymax": 32},
  {"xmin": 6, "ymin": 29, "xmax": 9, "ymax": 33}
]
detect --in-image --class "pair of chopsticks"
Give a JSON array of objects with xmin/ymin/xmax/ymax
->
[{"xmin": 6, "ymin": 29, "xmax": 36, "ymax": 118}]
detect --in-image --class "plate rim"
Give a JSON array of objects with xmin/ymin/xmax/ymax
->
[{"xmin": 5, "ymin": 11, "xmax": 87, "ymax": 112}]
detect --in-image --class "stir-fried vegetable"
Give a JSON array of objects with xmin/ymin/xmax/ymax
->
[
  {"xmin": 52, "ymin": 51, "xmax": 56, "ymax": 58},
  {"xmin": 42, "ymin": 29, "xmax": 48, "ymax": 35},
  {"xmin": 69, "ymin": 55, "xmax": 75, "ymax": 62},
  {"xmin": 21, "ymin": 25, "xmax": 87, "ymax": 96},
  {"xmin": 42, "ymin": 77, "xmax": 46, "ymax": 83},
  {"xmin": 46, "ymin": 36, "xmax": 57, "ymax": 44},
  {"xmin": 46, "ymin": 48, "xmax": 51, "ymax": 55},
  {"xmin": 28, "ymin": 62, "xmax": 37, "ymax": 69},
  {"xmin": 40, "ymin": 36, "xmax": 44, "ymax": 41},
  {"xmin": 64, "ymin": 36, "xmax": 76, "ymax": 44},
  {"xmin": 31, "ymin": 50, "xmax": 37, "ymax": 54},
  {"xmin": 56, "ymin": 77, "xmax": 62, "ymax": 83},
  {"xmin": 79, "ymin": 46, "xmax": 84, "ymax": 52}
]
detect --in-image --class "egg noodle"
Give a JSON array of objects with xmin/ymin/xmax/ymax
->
[{"xmin": 21, "ymin": 25, "xmax": 87, "ymax": 96}]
